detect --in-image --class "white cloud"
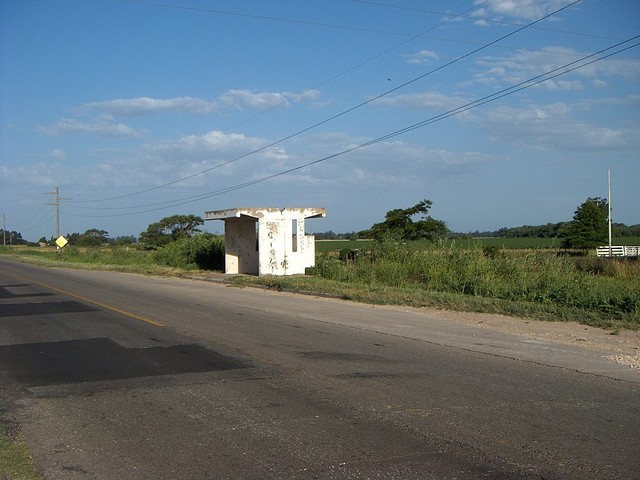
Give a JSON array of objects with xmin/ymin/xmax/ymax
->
[
  {"xmin": 217, "ymin": 89, "xmax": 320, "ymax": 111},
  {"xmin": 573, "ymin": 57, "xmax": 640, "ymax": 80},
  {"xmin": 83, "ymin": 97, "xmax": 216, "ymax": 116},
  {"xmin": 145, "ymin": 130, "xmax": 270, "ymax": 158},
  {"xmin": 477, "ymin": 102, "xmax": 635, "ymax": 151},
  {"xmin": 474, "ymin": 47, "xmax": 576, "ymax": 86},
  {"xmin": 473, "ymin": 47, "xmax": 640, "ymax": 90},
  {"xmin": 295, "ymin": 135, "xmax": 498, "ymax": 188},
  {"xmin": 471, "ymin": 7, "xmax": 487, "ymax": 18},
  {"xmin": 142, "ymin": 130, "xmax": 292, "ymax": 183},
  {"xmin": 541, "ymin": 79, "xmax": 583, "ymax": 91},
  {"xmin": 217, "ymin": 90, "xmax": 290, "ymax": 110},
  {"xmin": 404, "ymin": 50, "xmax": 439, "ymax": 64},
  {"xmin": 0, "ymin": 161, "xmax": 58, "ymax": 187},
  {"xmin": 38, "ymin": 118, "xmax": 141, "ymax": 138},
  {"xmin": 576, "ymin": 95, "xmax": 637, "ymax": 110},
  {"xmin": 372, "ymin": 90, "xmax": 470, "ymax": 111},
  {"xmin": 82, "ymin": 89, "xmax": 322, "ymax": 117},
  {"xmin": 472, "ymin": 0, "xmax": 576, "ymax": 21},
  {"xmin": 51, "ymin": 149, "xmax": 66, "ymax": 161}
]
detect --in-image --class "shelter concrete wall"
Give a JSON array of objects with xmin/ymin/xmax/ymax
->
[
  {"xmin": 204, "ymin": 207, "xmax": 325, "ymax": 276},
  {"xmin": 224, "ymin": 217, "xmax": 258, "ymax": 275}
]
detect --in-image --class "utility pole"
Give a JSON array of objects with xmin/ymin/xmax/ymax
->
[
  {"xmin": 3, "ymin": 212, "xmax": 5, "ymax": 246},
  {"xmin": 45, "ymin": 187, "xmax": 69, "ymax": 239}
]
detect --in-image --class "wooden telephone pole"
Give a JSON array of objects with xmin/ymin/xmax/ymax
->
[{"xmin": 45, "ymin": 187, "xmax": 70, "ymax": 239}]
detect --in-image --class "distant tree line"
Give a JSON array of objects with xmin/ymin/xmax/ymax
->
[
  {"xmin": 313, "ymin": 231, "xmax": 362, "ymax": 240},
  {"xmin": 25, "ymin": 215, "xmax": 204, "ymax": 248},
  {"xmin": 8, "ymin": 198, "xmax": 639, "ymax": 249},
  {"xmin": 454, "ymin": 223, "xmax": 639, "ymax": 240},
  {"xmin": 309, "ymin": 222, "xmax": 639, "ymax": 242},
  {"xmin": 0, "ymin": 230, "xmax": 28, "ymax": 245},
  {"xmin": 37, "ymin": 231, "xmax": 137, "ymax": 247},
  {"xmin": 613, "ymin": 223, "xmax": 640, "ymax": 236},
  {"xmin": 451, "ymin": 223, "xmax": 569, "ymax": 239}
]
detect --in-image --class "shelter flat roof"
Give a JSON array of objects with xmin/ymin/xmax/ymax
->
[{"xmin": 204, "ymin": 207, "xmax": 326, "ymax": 221}]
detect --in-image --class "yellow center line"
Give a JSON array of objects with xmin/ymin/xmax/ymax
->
[{"xmin": 4, "ymin": 268, "xmax": 165, "ymax": 327}]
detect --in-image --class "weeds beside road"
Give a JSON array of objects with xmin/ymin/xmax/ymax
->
[
  {"xmin": 0, "ymin": 422, "xmax": 40, "ymax": 480},
  {"xmin": 1, "ymin": 241, "xmax": 638, "ymax": 479},
  {"xmin": 1, "ymin": 238, "xmax": 638, "ymax": 332},
  {"xmin": 310, "ymin": 240, "xmax": 640, "ymax": 331}
]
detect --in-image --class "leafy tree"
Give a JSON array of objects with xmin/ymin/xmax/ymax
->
[
  {"xmin": 614, "ymin": 223, "xmax": 640, "ymax": 237},
  {"xmin": 76, "ymin": 229, "xmax": 109, "ymax": 246},
  {"xmin": 367, "ymin": 199, "xmax": 448, "ymax": 241},
  {"xmin": 495, "ymin": 222, "xmax": 566, "ymax": 239},
  {"xmin": 560, "ymin": 197, "xmax": 608, "ymax": 249},
  {"xmin": 0, "ymin": 230, "xmax": 26, "ymax": 245},
  {"xmin": 66, "ymin": 232, "xmax": 81, "ymax": 245},
  {"xmin": 314, "ymin": 230, "xmax": 339, "ymax": 240},
  {"xmin": 140, "ymin": 214, "xmax": 204, "ymax": 247},
  {"xmin": 113, "ymin": 235, "xmax": 137, "ymax": 245}
]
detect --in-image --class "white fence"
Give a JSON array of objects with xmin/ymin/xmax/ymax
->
[{"xmin": 596, "ymin": 246, "xmax": 640, "ymax": 257}]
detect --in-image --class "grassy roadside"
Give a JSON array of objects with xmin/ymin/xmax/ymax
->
[
  {"xmin": 0, "ymin": 246, "xmax": 178, "ymax": 276},
  {"xmin": 0, "ymin": 423, "xmax": 40, "ymax": 480},
  {"xmin": 2, "ymin": 245, "xmax": 638, "ymax": 332},
  {"xmin": 227, "ymin": 273, "xmax": 636, "ymax": 332}
]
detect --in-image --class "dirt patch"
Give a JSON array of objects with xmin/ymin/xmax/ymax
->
[{"xmin": 393, "ymin": 305, "xmax": 640, "ymax": 369}]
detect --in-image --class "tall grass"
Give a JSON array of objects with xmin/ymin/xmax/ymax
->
[
  {"xmin": 0, "ymin": 244, "xmax": 156, "ymax": 268},
  {"xmin": 311, "ymin": 240, "xmax": 640, "ymax": 326},
  {"xmin": 62, "ymin": 245, "xmax": 155, "ymax": 266},
  {"xmin": 153, "ymin": 234, "xmax": 224, "ymax": 270},
  {"xmin": 0, "ymin": 235, "xmax": 226, "ymax": 271},
  {"xmin": 4, "ymin": 239, "xmax": 637, "ymax": 328}
]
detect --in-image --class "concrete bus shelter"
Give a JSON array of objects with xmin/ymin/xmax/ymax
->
[{"xmin": 204, "ymin": 207, "xmax": 326, "ymax": 276}]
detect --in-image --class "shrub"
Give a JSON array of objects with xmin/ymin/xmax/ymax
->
[{"xmin": 153, "ymin": 234, "xmax": 224, "ymax": 270}]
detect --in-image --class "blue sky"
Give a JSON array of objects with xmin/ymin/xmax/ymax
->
[{"xmin": 1, "ymin": 0, "xmax": 639, "ymax": 242}]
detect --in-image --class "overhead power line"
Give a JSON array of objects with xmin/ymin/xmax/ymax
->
[
  {"xmin": 72, "ymin": 0, "xmax": 580, "ymax": 208},
  {"xmin": 64, "ymin": 34, "xmax": 639, "ymax": 219},
  {"xmin": 122, "ymin": 0, "xmax": 614, "ymax": 42},
  {"xmin": 351, "ymin": 0, "xmax": 622, "ymax": 42},
  {"xmin": 6, "ymin": 204, "xmax": 51, "ymax": 229},
  {"xmin": 74, "ymin": 0, "xmax": 490, "ymax": 205},
  {"xmin": 215, "ymin": 0, "xmax": 492, "ymax": 135},
  {"xmin": 120, "ymin": 0, "xmax": 441, "ymax": 37}
]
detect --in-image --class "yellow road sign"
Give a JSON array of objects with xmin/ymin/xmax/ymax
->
[{"xmin": 55, "ymin": 236, "xmax": 68, "ymax": 248}]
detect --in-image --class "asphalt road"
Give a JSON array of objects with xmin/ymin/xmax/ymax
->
[{"xmin": 0, "ymin": 258, "xmax": 638, "ymax": 479}]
